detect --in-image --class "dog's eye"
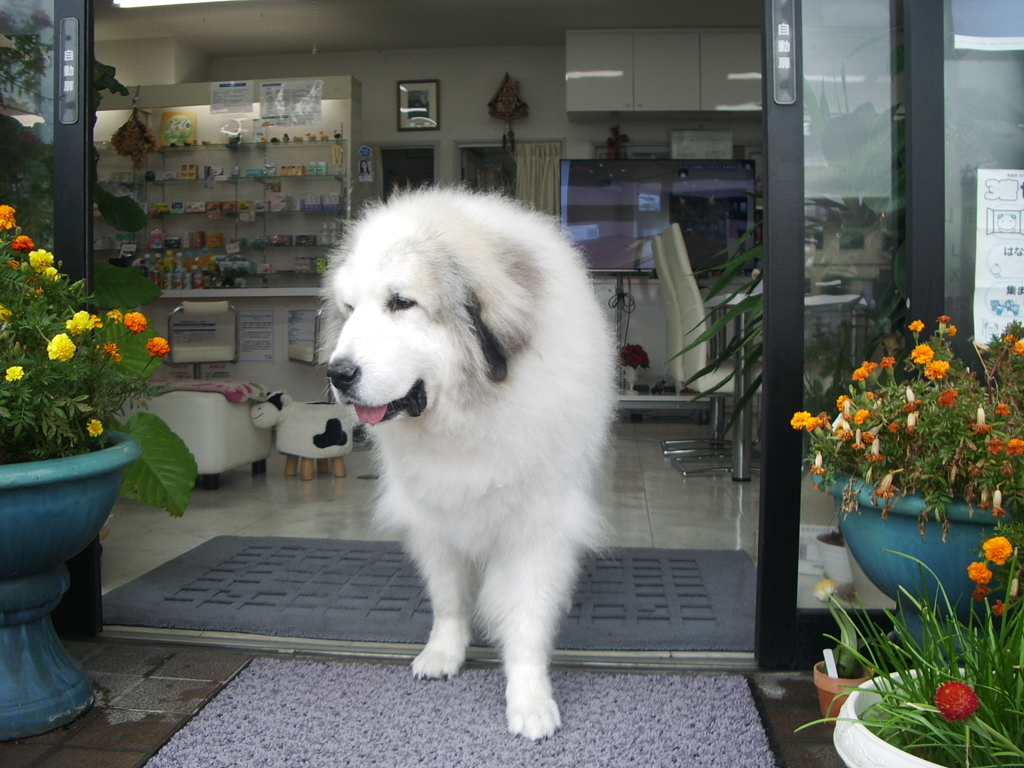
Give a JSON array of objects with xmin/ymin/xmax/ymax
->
[
  {"xmin": 387, "ymin": 295, "xmax": 417, "ymax": 312},
  {"xmin": 343, "ymin": 303, "xmax": 354, "ymax": 314}
]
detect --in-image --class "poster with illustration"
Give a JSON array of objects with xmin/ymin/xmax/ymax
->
[
  {"xmin": 974, "ymin": 168, "xmax": 1024, "ymax": 342},
  {"xmin": 160, "ymin": 110, "xmax": 197, "ymax": 147}
]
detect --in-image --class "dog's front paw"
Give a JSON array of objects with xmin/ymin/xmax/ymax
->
[
  {"xmin": 506, "ymin": 695, "xmax": 562, "ymax": 740},
  {"xmin": 411, "ymin": 646, "xmax": 464, "ymax": 679}
]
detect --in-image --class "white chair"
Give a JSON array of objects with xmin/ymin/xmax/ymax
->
[
  {"xmin": 167, "ymin": 300, "xmax": 239, "ymax": 378},
  {"xmin": 651, "ymin": 224, "xmax": 736, "ymax": 473}
]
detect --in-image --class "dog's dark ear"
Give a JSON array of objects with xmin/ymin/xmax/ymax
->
[
  {"xmin": 466, "ymin": 300, "xmax": 508, "ymax": 382},
  {"xmin": 268, "ymin": 392, "xmax": 286, "ymax": 410}
]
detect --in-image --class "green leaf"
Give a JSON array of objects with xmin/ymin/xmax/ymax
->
[
  {"xmin": 116, "ymin": 412, "xmax": 197, "ymax": 516},
  {"xmin": 94, "ymin": 183, "xmax": 148, "ymax": 233},
  {"xmin": 92, "ymin": 260, "xmax": 162, "ymax": 309}
]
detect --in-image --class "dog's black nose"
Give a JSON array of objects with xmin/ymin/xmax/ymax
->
[{"xmin": 327, "ymin": 361, "xmax": 360, "ymax": 393}]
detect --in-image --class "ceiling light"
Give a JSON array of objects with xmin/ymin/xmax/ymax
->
[{"xmin": 113, "ymin": 0, "xmax": 249, "ymax": 8}]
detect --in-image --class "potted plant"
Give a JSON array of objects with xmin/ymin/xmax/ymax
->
[
  {"xmin": 0, "ymin": 206, "xmax": 195, "ymax": 739},
  {"xmin": 821, "ymin": 533, "xmax": 1024, "ymax": 768},
  {"xmin": 791, "ymin": 317, "xmax": 1018, "ymax": 632},
  {"xmin": 811, "ymin": 578, "xmax": 873, "ymax": 718},
  {"xmin": 617, "ymin": 343, "xmax": 649, "ymax": 393}
]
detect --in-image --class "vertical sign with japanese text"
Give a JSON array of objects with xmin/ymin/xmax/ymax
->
[
  {"xmin": 771, "ymin": 0, "xmax": 796, "ymax": 105},
  {"xmin": 58, "ymin": 17, "xmax": 79, "ymax": 124},
  {"xmin": 974, "ymin": 169, "xmax": 1024, "ymax": 341}
]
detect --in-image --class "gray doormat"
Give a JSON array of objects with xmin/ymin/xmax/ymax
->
[
  {"xmin": 104, "ymin": 536, "xmax": 755, "ymax": 651},
  {"xmin": 146, "ymin": 659, "xmax": 775, "ymax": 768}
]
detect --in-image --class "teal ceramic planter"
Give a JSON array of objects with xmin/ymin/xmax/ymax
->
[
  {"xmin": 828, "ymin": 475, "xmax": 1005, "ymax": 634},
  {"xmin": 0, "ymin": 432, "xmax": 141, "ymax": 741}
]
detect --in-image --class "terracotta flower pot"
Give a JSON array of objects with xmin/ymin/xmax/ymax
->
[{"xmin": 813, "ymin": 660, "xmax": 872, "ymax": 719}]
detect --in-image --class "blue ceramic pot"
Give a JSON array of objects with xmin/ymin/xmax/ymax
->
[
  {"xmin": 828, "ymin": 474, "xmax": 1005, "ymax": 634},
  {"xmin": 0, "ymin": 432, "xmax": 141, "ymax": 741}
]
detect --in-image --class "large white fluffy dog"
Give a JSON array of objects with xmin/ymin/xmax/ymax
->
[{"xmin": 322, "ymin": 188, "xmax": 617, "ymax": 740}]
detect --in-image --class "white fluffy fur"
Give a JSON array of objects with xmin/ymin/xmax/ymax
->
[{"xmin": 322, "ymin": 188, "xmax": 617, "ymax": 740}]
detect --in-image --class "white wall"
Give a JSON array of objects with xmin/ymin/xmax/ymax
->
[{"xmin": 98, "ymin": 37, "xmax": 210, "ymax": 87}]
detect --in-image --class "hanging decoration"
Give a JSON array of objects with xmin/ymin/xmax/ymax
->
[
  {"xmin": 488, "ymin": 72, "xmax": 528, "ymax": 152},
  {"xmin": 606, "ymin": 125, "xmax": 630, "ymax": 159},
  {"xmin": 110, "ymin": 87, "xmax": 158, "ymax": 169}
]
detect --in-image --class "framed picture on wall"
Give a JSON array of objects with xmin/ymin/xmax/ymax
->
[{"xmin": 397, "ymin": 80, "xmax": 439, "ymax": 131}]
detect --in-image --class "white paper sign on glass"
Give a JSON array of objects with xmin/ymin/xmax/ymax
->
[{"xmin": 974, "ymin": 168, "xmax": 1024, "ymax": 342}]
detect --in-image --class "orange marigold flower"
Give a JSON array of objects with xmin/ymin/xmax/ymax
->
[
  {"xmin": 1015, "ymin": 340, "xmax": 1024, "ymax": 356},
  {"xmin": 937, "ymin": 389, "xmax": 959, "ymax": 407},
  {"xmin": 904, "ymin": 401, "xmax": 920, "ymax": 412},
  {"xmin": 971, "ymin": 422, "xmax": 994, "ymax": 435},
  {"xmin": 992, "ymin": 599, "xmax": 1005, "ymax": 617},
  {"xmin": 982, "ymin": 536, "xmax": 1014, "ymax": 566},
  {"xmin": 908, "ymin": 319, "xmax": 925, "ymax": 333},
  {"xmin": 937, "ymin": 315, "xmax": 951, "ymax": 323},
  {"xmin": 973, "ymin": 584, "xmax": 991, "ymax": 602},
  {"xmin": 911, "ymin": 344, "xmax": 935, "ymax": 365},
  {"xmin": 146, "ymin": 336, "xmax": 171, "ymax": 358},
  {"xmin": 967, "ymin": 562, "xmax": 993, "ymax": 585},
  {"xmin": 10, "ymin": 235, "xmax": 34, "ymax": 252},
  {"xmin": 987, "ymin": 438, "xmax": 1005, "ymax": 455},
  {"xmin": 102, "ymin": 342, "xmax": 123, "ymax": 363},
  {"xmin": 947, "ymin": 324, "xmax": 958, "ymax": 338},
  {"xmin": 7, "ymin": 259, "xmax": 19, "ymax": 269},
  {"xmin": 123, "ymin": 311, "xmax": 148, "ymax": 334},
  {"xmin": 852, "ymin": 366, "xmax": 870, "ymax": 381},
  {"xmin": 1004, "ymin": 334, "xmax": 1018, "ymax": 343},
  {"xmin": 924, "ymin": 360, "xmax": 951, "ymax": 379},
  {"xmin": 996, "ymin": 403, "xmax": 1011, "ymax": 416},
  {"xmin": 0, "ymin": 205, "xmax": 16, "ymax": 230},
  {"xmin": 865, "ymin": 452, "xmax": 885, "ymax": 462},
  {"xmin": 1007, "ymin": 438, "xmax": 1024, "ymax": 455},
  {"xmin": 880, "ymin": 356, "xmax": 896, "ymax": 369},
  {"xmin": 887, "ymin": 422, "xmax": 900, "ymax": 433}
]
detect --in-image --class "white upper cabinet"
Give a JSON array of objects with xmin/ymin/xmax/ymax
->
[
  {"xmin": 633, "ymin": 31, "xmax": 701, "ymax": 111},
  {"xmin": 565, "ymin": 31, "xmax": 634, "ymax": 111},
  {"xmin": 700, "ymin": 31, "xmax": 763, "ymax": 112},
  {"xmin": 566, "ymin": 29, "xmax": 761, "ymax": 113}
]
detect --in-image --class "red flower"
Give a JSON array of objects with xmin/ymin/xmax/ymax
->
[
  {"xmin": 11, "ymin": 235, "xmax": 34, "ymax": 252},
  {"xmin": 617, "ymin": 344, "xmax": 649, "ymax": 369},
  {"xmin": 934, "ymin": 681, "xmax": 980, "ymax": 721}
]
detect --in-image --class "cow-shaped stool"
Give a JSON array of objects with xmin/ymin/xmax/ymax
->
[{"xmin": 250, "ymin": 392, "xmax": 358, "ymax": 480}]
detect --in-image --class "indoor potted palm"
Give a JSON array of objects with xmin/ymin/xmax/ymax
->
[
  {"xmin": 0, "ymin": 205, "xmax": 195, "ymax": 739},
  {"xmin": 791, "ymin": 316, "xmax": 1019, "ymax": 631},
  {"xmin": 823, "ymin": 531, "xmax": 1024, "ymax": 768}
]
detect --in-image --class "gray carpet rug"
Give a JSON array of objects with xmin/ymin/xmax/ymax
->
[
  {"xmin": 104, "ymin": 536, "xmax": 755, "ymax": 651},
  {"xmin": 145, "ymin": 658, "xmax": 776, "ymax": 768}
]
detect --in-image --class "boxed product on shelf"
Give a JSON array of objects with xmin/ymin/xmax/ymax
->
[
  {"xmin": 269, "ymin": 194, "xmax": 291, "ymax": 212},
  {"xmin": 203, "ymin": 166, "xmax": 227, "ymax": 181},
  {"xmin": 317, "ymin": 161, "xmax": 328, "ymax": 175},
  {"xmin": 295, "ymin": 235, "xmax": 318, "ymax": 246},
  {"xmin": 322, "ymin": 194, "xmax": 341, "ymax": 211},
  {"xmin": 170, "ymin": 201, "xmax": 185, "ymax": 215},
  {"xmin": 150, "ymin": 202, "xmax": 171, "ymax": 215},
  {"xmin": 164, "ymin": 236, "xmax": 181, "ymax": 248},
  {"xmin": 205, "ymin": 201, "xmax": 222, "ymax": 220},
  {"xmin": 252, "ymin": 234, "xmax": 270, "ymax": 248},
  {"xmin": 185, "ymin": 201, "xmax": 206, "ymax": 214},
  {"xmin": 193, "ymin": 231, "xmax": 206, "ymax": 248},
  {"xmin": 110, "ymin": 171, "xmax": 132, "ymax": 182},
  {"xmin": 264, "ymin": 163, "xmax": 277, "ymax": 177},
  {"xmin": 206, "ymin": 232, "xmax": 224, "ymax": 247},
  {"xmin": 281, "ymin": 164, "xmax": 305, "ymax": 176},
  {"xmin": 221, "ymin": 200, "xmax": 238, "ymax": 215},
  {"xmin": 163, "ymin": 171, "xmax": 177, "ymax": 181},
  {"xmin": 252, "ymin": 199, "xmax": 268, "ymax": 213},
  {"xmin": 179, "ymin": 164, "xmax": 198, "ymax": 180},
  {"xmin": 271, "ymin": 234, "xmax": 294, "ymax": 246},
  {"xmin": 238, "ymin": 200, "xmax": 255, "ymax": 222},
  {"xmin": 295, "ymin": 256, "xmax": 311, "ymax": 273},
  {"xmin": 299, "ymin": 195, "xmax": 321, "ymax": 212},
  {"xmin": 306, "ymin": 161, "xmax": 319, "ymax": 176},
  {"xmin": 245, "ymin": 168, "xmax": 265, "ymax": 178},
  {"xmin": 148, "ymin": 228, "xmax": 165, "ymax": 248}
]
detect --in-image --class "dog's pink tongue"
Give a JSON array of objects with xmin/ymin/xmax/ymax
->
[{"xmin": 355, "ymin": 404, "xmax": 389, "ymax": 425}]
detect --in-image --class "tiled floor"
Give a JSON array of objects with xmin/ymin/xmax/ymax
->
[
  {"xmin": 0, "ymin": 638, "xmax": 844, "ymax": 768},
  {"xmin": 1, "ymin": 412, "xmax": 847, "ymax": 766}
]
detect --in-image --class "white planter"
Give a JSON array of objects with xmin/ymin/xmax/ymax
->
[
  {"xmin": 833, "ymin": 678, "xmax": 941, "ymax": 768},
  {"xmin": 815, "ymin": 534, "xmax": 854, "ymax": 585}
]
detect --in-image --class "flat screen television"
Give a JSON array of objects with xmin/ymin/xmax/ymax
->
[{"xmin": 559, "ymin": 158, "xmax": 757, "ymax": 273}]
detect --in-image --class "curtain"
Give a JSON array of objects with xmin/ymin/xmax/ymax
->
[{"xmin": 515, "ymin": 142, "xmax": 562, "ymax": 217}]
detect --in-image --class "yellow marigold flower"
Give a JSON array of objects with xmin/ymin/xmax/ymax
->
[
  {"xmin": 46, "ymin": 333, "xmax": 76, "ymax": 361},
  {"xmin": 790, "ymin": 411, "xmax": 814, "ymax": 430},
  {"xmin": 983, "ymin": 536, "xmax": 1014, "ymax": 566},
  {"xmin": 911, "ymin": 344, "xmax": 934, "ymax": 364},
  {"xmin": 106, "ymin": 309, "xmax": 123, "ymax": 323},
  {"xmin": 123, "ymin": 311, "xmax": 148, "ymax": 334},
  {"xmin": 86, "ymin": 419, "xmax": 104, "ymax": 438},
  {"xmin": 0, "ymin": 204, "xmax": 16, "ymax": 230},
  {"xmin": 0, "ymin": 304, "xmax": 11, "ymax": 320},
  {"xmin": 947, "ymin": 324, "xmax": 958, "ymax": 338},
  {"xmin": 146, "ymin": 336, "xmax": 171, "ymax": 358},
  {"xmin": 43, "ymin": 266, "xmax": 58, "ymax": 280},
  {"xmin": 5, "ymin": 365, "xmax": 24, "ymax": 381},
  {"xmin": 853, "ymin": 408, "xmax": 871, "ymax": 425},
  {"xmin": 967, "ymin": 562, "xmax": 993, "ymax": 585},
  {"xmin": 28, "ymin": 249, "xmax": 54, "ymax": 273},
  {"xmin": 908, "ymin": 319, "xmax": 925, "ymax": 333},
  {"xmin": 836, "ymin": 394, "xmax": 851, "ymax": 411},
  {"xmin": 924, "ymin": 359, "xmax": 951, "ymax": 380},
  {"xmin": 1015, "ymin": 340, "xmax": 1024, "ymax": 356},
  {"xmin": 65, "ymin": 310, "xmax": 95, "ymax": 336}
]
